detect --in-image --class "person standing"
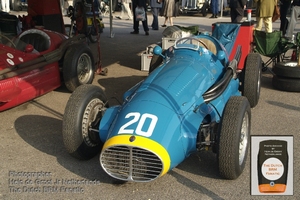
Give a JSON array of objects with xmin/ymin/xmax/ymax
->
[
  {"xmin": 131, "ymin": 0, "xmax": 149, "ymax": 35},
  {"xmin": 280, "ymin": 0, "xmax": 292, "ymax": 36},
  {"xmin": 150, "ymin": 0, "xmax": 162, "ymax": 30},
  {"xmin": 285, "ymin": 0, "xmax": 300, "ymax": 38},
  {"xmin": 210, "ymin": 0, "xmax": 219, "ymax": 18},
  {"xmin": 1, "ymin": 0, "xmax": 10, "ymax": 13},
  {"xmin": 254, "ymin": 0, "xmax": 277, "ymax": 33},
  {"xmin": 161, "ymin": 0, "xmax": 178, "ymax": 27},
  {"xmin": 229, "ymin": 0, "xmax": 247, "ymax": 22},
  {"xmin": 219, "ymin": 0, "xmax": 228, "ymax": 12},
  {"xmin": 116, "ymin": 0, "xmax": 133, "ymax": 20}
]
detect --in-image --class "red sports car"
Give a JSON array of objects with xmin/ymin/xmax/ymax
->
[{"xmin": 0, "ymin": 0, "xmax": 103, "ymax": 112}]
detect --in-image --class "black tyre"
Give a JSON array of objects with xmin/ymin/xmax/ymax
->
[
  {"xmin": 217, "ymin": 96, "xmax": 251, "ymax": 180},
  {"xmin": 273, "ymin": 62, "xmax": 300, "ymax": 78},
  {"xmin": 240, "ymin": 53, "xmax": 262, "ymax": 108},
  {"xmin": 63, "ymin": 43, "xmax": 95, "ymax": 92},
  {"xmin": 272, "ymin": 75, "xmax": 300, "ymax": 92},
  {"xmin": 62, "ymin": 84, "xmax": 108, "ymax": 160}
]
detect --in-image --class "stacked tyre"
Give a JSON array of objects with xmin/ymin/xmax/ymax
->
[{"xmin": 272, "ymin": 62, "xmax": 300, "ymax": 92}]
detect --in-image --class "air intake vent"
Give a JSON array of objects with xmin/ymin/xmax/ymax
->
[{"xmin": 100, "ymin": 146, "xmax": 163, "ymax": 182}]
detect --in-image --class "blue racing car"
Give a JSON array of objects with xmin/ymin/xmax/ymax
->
[{"xmin": 62, "ymin": 22, "xmax": 262, "ymax": 181}]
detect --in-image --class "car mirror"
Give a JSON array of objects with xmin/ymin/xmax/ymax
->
[{"xmin": 153, "ymin": 46, "xmax": 165, "ymax": 58}]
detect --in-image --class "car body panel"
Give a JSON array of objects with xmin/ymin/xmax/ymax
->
[
  {"xmin": 0, "ymin": 29, "xmax": 66, "ymax": 111},
  {"xmin": 62, "ymin": 22, "xmax": 257, "ymax": 182},
  {"xmin": 0, "ymin": 0, "xmax": 101, "ymax": 111},
  {"xmin": 99, "ymin": 35, "xmax": 243, "ymax": 175}
]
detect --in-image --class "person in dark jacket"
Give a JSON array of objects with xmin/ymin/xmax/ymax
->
[
  {"xmin": 285, "ymin": 0, "xmax": 300, "ymax": 38},
  {"xmin": 131, "ymin": 0, "xmax": 149, "ymax": 35},
  {"xmin": 280, "ymin": 0, "xmax": 292, "ymax": 35},
  {"xmin": 150, "ymin": 0, "xmax": 162, "ymax": 30},
  {"xmin": 229, "ymin": 0, "xmax": 247, "ymax": 22}
]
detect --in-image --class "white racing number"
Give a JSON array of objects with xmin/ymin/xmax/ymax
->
[{"xmin": 118, "ymin": 112, "xmax": 158, "ymax": 137}]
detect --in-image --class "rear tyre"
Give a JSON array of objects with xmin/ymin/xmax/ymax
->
[
  {"xmin": 63, "ymin": 43, "xmax": 95, "ymax": 92},
  {"xmin": 240, "ymin": 53, "xmax": 262, "ymax": 108},
  {"xmin": 217, "ymin": 96, "xmax": 251, "ymax": 180},
  {"xmin": 272, "ymin": 75, "xmax": 300, "ymax": 92},
  {"xmin": 62, "ymin": 85, "xmax": 108, "ymax": 160}
]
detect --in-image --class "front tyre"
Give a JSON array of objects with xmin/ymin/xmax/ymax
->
[
  {"xmin": 63, "ymin": 43, "xmax": 95, "ymax": 92},
  {"xmin": 217, "ymin": 96, "xmax": 251, "ymax": 180},
  {"xmin": 62, "ymin": 85, "xmax": 108, "ymax": 160}
]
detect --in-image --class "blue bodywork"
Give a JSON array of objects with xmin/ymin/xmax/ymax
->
[{"xmin": 99, "ymin": 34, "xmax": 241, "ymax": 179}]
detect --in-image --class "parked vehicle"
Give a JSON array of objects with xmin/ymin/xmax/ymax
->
[
  {"xmin": 179, "ymin": 0, "xmax": 210, "ymax": 17},
  {"xmin": 0, "ymin": 0, "xmax": 104, "ymax": 112},
  {"xmin": 62, "ymin": 22, "xmax": 262, "ymax": 181}
]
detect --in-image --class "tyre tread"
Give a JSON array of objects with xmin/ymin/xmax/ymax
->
[
  {"xmin": 241, "ymin": 53, "xmax": 261, "ymax": 108},
  {"xmin": 62, "ymin": 85, "xmax": 107, "ymax": 159},
  {"xmin": 218, "ymin": 96, "xmax": 251, "ymax": 180}
]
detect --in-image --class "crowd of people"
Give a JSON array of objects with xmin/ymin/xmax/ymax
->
[
  {"xmin": 251, "ymin": 0, "xmax": 300, "ymax": 39},
  {"xmin": 116, "ymin": 0, "xmax": 237, "ymax": 35},
  {"xmin": 113, "ymin": 0, "xmax": 299, "ymax": 37},
  {"xmin": 2, "ymin": 0, "xmax": 300, "ymax": 38}
]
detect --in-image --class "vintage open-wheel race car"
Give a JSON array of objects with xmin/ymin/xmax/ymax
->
[
  {"xmin": 0, "ymin": 0, "xmax": 104, "ymax": 112},
  {"xmin": 62, "ymin": 22, "xmax": 262, "ymax": 181}
]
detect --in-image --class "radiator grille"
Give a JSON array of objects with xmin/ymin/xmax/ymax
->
[{"xmin": 100, "ymin": 146, "xmax": 163, "ymax": 182}]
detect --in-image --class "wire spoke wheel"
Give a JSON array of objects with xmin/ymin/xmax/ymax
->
[
  {"xmin": 77, "ymin": 53, "xmax": 93, "ymax": 84},
  {"xmin": 62, "ymin": 85, "xmax": 109, "ymax": 160}
]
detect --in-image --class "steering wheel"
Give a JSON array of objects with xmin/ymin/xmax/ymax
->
[
  {"xmin": 175, "ymin": 37, "xmax": 209, "ymax": 50},
  {"xmin": 0, "ymin": 34, "xmax": 17, "ymax": 48}
]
